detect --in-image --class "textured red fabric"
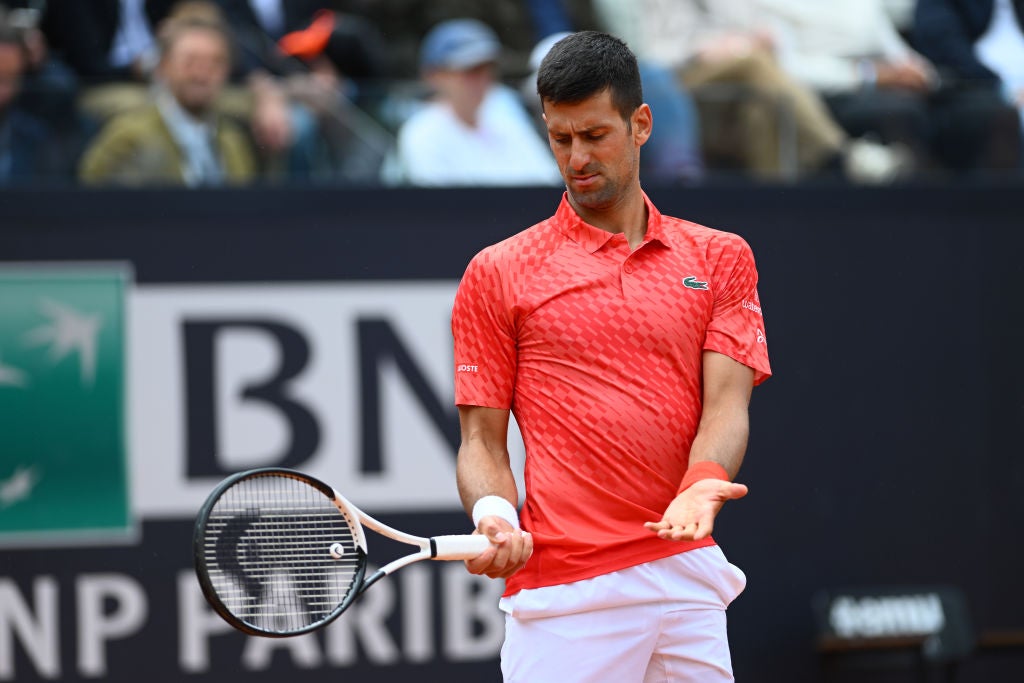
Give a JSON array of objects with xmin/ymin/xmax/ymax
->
[{"xmin": 452, "ymin": 192, "xmax": 770, "ymax": 595}]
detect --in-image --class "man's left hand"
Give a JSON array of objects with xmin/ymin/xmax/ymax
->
[{"xmin": 644, "ymin": 479, "xmax": 749, "ymax": 541}]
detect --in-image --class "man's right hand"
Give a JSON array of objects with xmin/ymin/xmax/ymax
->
[{"xmin": 464, "ymin": 516, "xmax": 533, "ymax": 579}]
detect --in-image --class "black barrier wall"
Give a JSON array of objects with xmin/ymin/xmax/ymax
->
[{"xmin": 0, "ymin": 184, "xmax": 1022, "ymax": 682}]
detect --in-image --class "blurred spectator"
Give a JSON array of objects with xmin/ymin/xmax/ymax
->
[
  {"xmin": 0, "ymin": 16, "xmax": 59, "ymax": 183},
  {"xmin": 601, "ymin": 0, "xmax": 913, "ymax": 183},
  {"xmin": 633, "ymin": 60, "xmax": 705, "ymax": 182},
  {"xmin": 760, "ymin": 0, "xmax": 1022, "ymax": 174},
  {"xmin": 913, "ymin": 0, "xmax": 1024, "ymax": 168},
  {"xmin": 345, "ymin": 1, "xmax": 582, "ymax": 145},
  {"xmin": 0, "ymin": 1, "xmax": 90, "ymax": 179},
  {"xmin": 523, "ymin": 0, "xmax": 592, "ymax": 42},
  {"xmin": 275, "ymin": 9, "xmax": 386, "ymax": 112},
  {"xmin": 212, "ymin": 1, "xmax": 340, "ymax": 176},
  {"xmin": 1, "ymin": 4, "xmax": 78, "ymax": 118},
  {"xmin": 40, "ymin": 0, "xmax": 181, "ymax": 121},
  {"xmin": 266, "ymin": 4, "xmax": 394, "ymax": 181},
  {"xmin": 354, "ymin": 0, "xmax": 546, "ymax": 81},
  {"xmin": 79, "ymin": 12, "xmax": 256, "ymax": 185},
  {"xmin": 40, "ymin": 0, "xmax": 174, "ymax": 84},
  {"xmin": 219, "ymin": 0, "xmax": 329, "ymax": 74},
  {"xmin": 382, "ymin": 18, "xmax": 561, "ymax": 187},
  {"xmin": 209, "ymin": 1, "xmax": 400, "ymax": 182},
  {"xmin": 885, "ymin": 0, "xmax": 920, "ymax": 34},
  {"xmin": 218, "ymin": 1, "xmax": 385, "ymax": 91},
  {"xmin": 39, "ymin": 0, "xmax": 338, "ymax": 182}
]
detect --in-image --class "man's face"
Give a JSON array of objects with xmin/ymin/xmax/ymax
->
[
  {"xmin": 543, "ymin": 89, "xmax": 651, "ymax": 212},
  {"xmin": 0, "ymin": 43, "xmax": 24, "ymax": 113},
  {"xmin": 428, "ymin": 62, "xmax": 495, "ymax": 117},
  {"xmin": 158, "ymin": 28, "xmax": 230, "ymax": 116}
]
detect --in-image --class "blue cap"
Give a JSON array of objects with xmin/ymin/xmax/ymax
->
[{"xmin": 420, "ymin": 19, "xmax": 501, "ymax": 71}]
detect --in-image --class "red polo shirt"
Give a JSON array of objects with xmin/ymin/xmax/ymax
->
[{"xmin": 452, "ymin": 193, "xmax": 771, "ymax": 595}]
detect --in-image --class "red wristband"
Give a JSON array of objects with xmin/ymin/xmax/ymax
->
[{"xmin": 676, "ymin": 461, "xmax": 730, "ymax": 495}]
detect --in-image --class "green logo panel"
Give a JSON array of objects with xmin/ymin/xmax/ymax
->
[{"xmin": 0, "ymin": 265, "xmax": 132, "ymax": 545}]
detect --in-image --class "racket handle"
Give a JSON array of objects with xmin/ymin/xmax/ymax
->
[{"xmin": 431, "ymin": 534, "xmax": 493, "ymax": 560}]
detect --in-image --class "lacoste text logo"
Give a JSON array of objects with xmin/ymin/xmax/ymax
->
[
  {"xmin": 456, "ymin": 364, "xmax": 479, "ymax": 373},
  {"xmin": 682, "ymin": 276, "xmax": 709, "ymax": 290}
]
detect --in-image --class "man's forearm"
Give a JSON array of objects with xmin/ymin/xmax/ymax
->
[
  {"xmin": 685, "ymin": 404, "xmax": 750, "ymax": 480},
  {"xmin": 456, "ymin": 439, "xmax": 519, "ymax": 517}
]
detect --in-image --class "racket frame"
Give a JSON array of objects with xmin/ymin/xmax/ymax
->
[
  {"xmin": 193, "ymin": 467, "xmax": 490, "ymax": 637},
  {"xmin": 193, "ymin": 468, "xmax": 370, "ymax": 637}
]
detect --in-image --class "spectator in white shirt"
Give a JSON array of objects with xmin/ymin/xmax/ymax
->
[
  {"xmin": 384, "ymin": 18, "xmax": 561, "ymax": 187},
  {"xmin": 760, "ymin": 0, "xmax": 1021, "ymax": 173}
]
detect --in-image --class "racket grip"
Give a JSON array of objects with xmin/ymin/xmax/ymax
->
[{"xmin": 431, "ymin": 534, "xmax": 493, "ymax": 560}]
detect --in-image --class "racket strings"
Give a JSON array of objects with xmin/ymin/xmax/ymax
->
[{"xmin": 200, "ymin": 474, "xmax": 362, "ymax": 633}]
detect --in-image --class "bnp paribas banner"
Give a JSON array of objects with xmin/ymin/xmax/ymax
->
[
  {"xmin": 0, "ymin": 265, "xmax": 131, "ymax": 546},
  {"xmin": 128, "ymin": 281, "xmax": 522, "ymax": 518},
  {"xmin": 0, "ymin": 264, "xmax": 522, "ymax": 682}
]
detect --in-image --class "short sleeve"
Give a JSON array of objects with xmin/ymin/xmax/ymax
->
[
  {"xmin": 451, "ymin": 249, "xmax": 518, "ymax": 408},
  {"xmin": 703, "ymin": 235, "xmax": 772, "ymax": 385}
]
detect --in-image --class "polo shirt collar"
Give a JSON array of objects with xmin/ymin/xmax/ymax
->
[{"xmin": 552, "ymin": 191, "xmax": 671, "ymax": 253}]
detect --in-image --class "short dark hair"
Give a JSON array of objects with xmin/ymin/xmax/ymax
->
[{"xmin": 536, "ymin": 31, "xmax": 643, "ymax": 123}]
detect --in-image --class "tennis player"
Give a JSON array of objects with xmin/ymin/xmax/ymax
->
[{"xmin": 452, "ymin": 31, "xmax": 771, "ymax": 682}]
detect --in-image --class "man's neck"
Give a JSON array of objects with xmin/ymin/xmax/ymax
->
[
  {"xmin": 155, "ymin": 84, "xmax": 212, "ymax": 126},
  {"xmin": 448, "ymin": 98, "xmax": 480, "ymax": 128},
  {"xmin": 570, "ymin": 185, "xmax": 649, "ymax": 249}
]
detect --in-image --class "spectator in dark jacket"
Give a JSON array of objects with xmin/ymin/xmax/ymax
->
[
  {"xmin": 40, "ymin": 0, "xmax": 182, "ymax": 85},
  {"xmin": 913, "ymin": 0, "xmax": 1023, "ymax": 169},
  {"xmin": 0, "ymin": 19, "xmax": 60, "ymax": 183},
  {"xmin": 913, "ymin": 0, "xmax": 1024, "ymax": 88}
]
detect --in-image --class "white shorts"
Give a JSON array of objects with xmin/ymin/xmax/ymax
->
[{"xmin": 498, "ymin": 546, "xmax": 747, "ymax": 683}]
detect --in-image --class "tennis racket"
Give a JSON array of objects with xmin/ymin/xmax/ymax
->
[{"xmin": 193, "ymin": 467, "xmax": 490, "ymax": 637}]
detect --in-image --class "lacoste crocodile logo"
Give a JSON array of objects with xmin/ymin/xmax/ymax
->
[{"xmin": 682, "ymin": 276, "xmax": 709, "ymax": 290}]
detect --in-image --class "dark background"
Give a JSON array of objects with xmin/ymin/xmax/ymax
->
[{"xmin": 1, "ymin": 182, "xmax": 1022, "ymax": 682}]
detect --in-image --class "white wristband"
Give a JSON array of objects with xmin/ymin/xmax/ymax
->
[{"xmin": 472, "ymin": 495, "xmax": 520, "ymax": 530}]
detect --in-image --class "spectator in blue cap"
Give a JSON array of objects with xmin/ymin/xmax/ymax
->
[{"xmin": 382, "ymin": 18, "xmax": 561, "ymax": 186}]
